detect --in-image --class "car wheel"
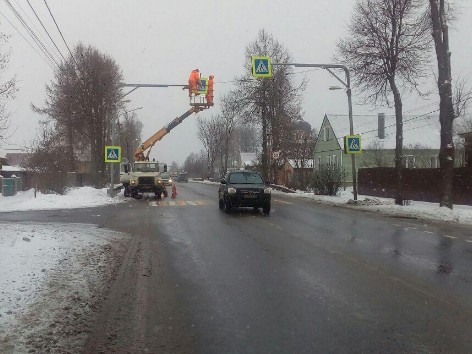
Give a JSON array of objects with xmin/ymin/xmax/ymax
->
[
  {"xmin": 124, "ymin": 184, "xmax": 130, "ymax": 197},
  {"xmin": 263, "ymin": 203, "xmax": 271, "ymax": 215},
  {"xmin": 219, "ymin": 198, "xmax": 224, "ymax": 210},
  {"xmin": 224, "ymin": 199, "xmax": 231, "ymax": 213}
]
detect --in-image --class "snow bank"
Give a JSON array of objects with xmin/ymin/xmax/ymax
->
[
  {"xmin": 191, "ymin": 180, "xmax": 472, "ymax": 225},
  {"xmin": 0, "ymin": 187, "xmax": 125, "ymax": 212},
  {"xmin": 0, "ymin": 222, "xmax": 129, "ymax": 353}
]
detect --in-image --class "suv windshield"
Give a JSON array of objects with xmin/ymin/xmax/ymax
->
[{"xmin": 228, "ymin": 172, "xmax": 263, "ymax": 184}]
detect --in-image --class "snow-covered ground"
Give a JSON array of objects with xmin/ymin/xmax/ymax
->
[
  {"xmin": 0, "ymin": 187, "xmax": 129, "ymax": 352},
  {"xmin": 0, "ymin": 187, "xmax": 124, "ymax": 212},
  {"xmin": 0, "ymin": 222, "xmax": 129, "ymax": 353},
  {"xmin": 194, "ymin": 179, "xmax": 472, "ymax": 226}
]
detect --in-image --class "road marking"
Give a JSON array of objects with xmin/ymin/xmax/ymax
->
[
  {"xmin": 168, "ymin": 201, "xmax": 177, "ymax": 206},
  {"xmin": 195, "ymin": 200, "xmax": 208, "ymax": 205},
  {"xmin": 443, "ymin": 235, "xmax": 457, "ymax": 239},
  {"xmin": 465, "ymin": 240, "xmax": 472, "ymax": 243},
  {"xmin": 423, "ymin": 231, "xmax": 435, "ymax": 235},
  {"xmin": 177, "ymin": 201, "xmax": 187, "ymax": 206},
  {"xmin": 186, "ymin": 201, "xmax": 198, "ymax": 205}
]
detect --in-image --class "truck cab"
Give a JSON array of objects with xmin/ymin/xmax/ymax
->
[{"xmin": 120, "ymin": 160, "xmax": 168, "ymax": 198}]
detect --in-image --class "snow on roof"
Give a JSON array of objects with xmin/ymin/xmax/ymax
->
[
  {"xmin": 1, "ymin": 165, "xmax": 24, "ymax": 172},
  {"xmin": 326, "ymin": 113, "xmax": 442, "ymax": 150}
]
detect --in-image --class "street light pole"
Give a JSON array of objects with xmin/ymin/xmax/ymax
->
[{"xmin": 272, "ymin": 62, "xmax": 358, "ymax": 200}]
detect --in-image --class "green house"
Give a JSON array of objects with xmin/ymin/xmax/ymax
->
[{"xmin": 313, "ymin": 113, "xmax": 461, "ymax": 186}]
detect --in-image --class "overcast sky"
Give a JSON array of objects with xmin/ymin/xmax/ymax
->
[{"xmin": 1, "ymin": 0, "xmax": 471, "ymax": 164}]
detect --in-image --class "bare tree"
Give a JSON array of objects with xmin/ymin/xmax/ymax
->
[
  {"xmin": 236, "ymin": 29, "xmax": 305, "ymax": 181},
  {"xmin": 197, "ymin": 115, "xmax": 224, "ymax": 178},
  {"xmin": 34, "ymin": 43, "xmax": 123, "ymax": 188},
  {"xmin": 0, "ymin": 32, "xmax": 18, "ymax": 145},
  {"xmin": 428, "ymin": 0, "xmax": 467, "ymax": 208},
  {"xmin": 337, "ymin": 0, "xmax": 431, "ymax": 205},
  {"xmin": 118, "ymin": 111, "xmax": 143, "ymax": 162}
]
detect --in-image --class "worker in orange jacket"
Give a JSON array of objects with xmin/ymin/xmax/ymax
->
[
  {"xmin": 206, "ymin": 75, "xmax": 214, "ymax": 105},
  {"xmin": 188, "ymin": 69, "xmax": 200, "ymax": 97}
]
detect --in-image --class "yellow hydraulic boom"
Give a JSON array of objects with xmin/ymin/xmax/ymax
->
[{"xmin": 134, "ymin": 106, "xmax": 204, "ymax": 161}]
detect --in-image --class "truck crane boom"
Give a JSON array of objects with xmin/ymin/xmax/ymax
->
[{"xmin": 134, "ymin": 106, "xmax": 203, "ymax": 161}]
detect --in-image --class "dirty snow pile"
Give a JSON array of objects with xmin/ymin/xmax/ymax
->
[
  {"xmin": 0, "ymin": 222, "xmax": 129, "ymax": 353},
  {"xmin": 0, "ymin": 187, "xmax": 124, "ymax": 212},
  {"xmin": 278, "ymin": 188, "xmax": 472, "ymax": 225}
]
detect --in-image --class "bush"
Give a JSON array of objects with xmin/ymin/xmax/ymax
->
[{"xmin": 311, "ymin": 164, "xmax": 345, "ymax": 196}]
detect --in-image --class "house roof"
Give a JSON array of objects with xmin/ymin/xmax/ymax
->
[
  {"xmin": 5, "ymin": 152, "xmax": 31, "ymax": 167},
  {"xmin": 326, "ymin": 113, "xmax": 443, "ymax": 150}
]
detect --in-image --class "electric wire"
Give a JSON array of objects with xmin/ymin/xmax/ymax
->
[
  {"xmin": 27, "ymin": 0, "xmax": 66, "ymax": 62},
  {"xmin": 13, "ymin": 0, "xmax": 53, "ymax": 55},
  {"xmin": 43, "ymin": 0, "xmax": 76, "ymax": 65},
  {"xmin": 0, "ymin": 9, "xmax": 55, "ymax": 70},
  {"xmin": 4, "ymin": 0, "xmax": 59, "ymax": 69}
]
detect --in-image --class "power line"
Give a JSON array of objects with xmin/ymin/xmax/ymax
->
[
  {"xmin": 4, "ymin": 0, "xmax": 60, "ymax": 69},
  {"xmin": 26, "ymin": 0, "xmax": 66, "ymax": 62},
  {"xmin": 43, "ymin": 0, "xmax": 76, "ymax": 65},
  {"xmin": 0, "ymin": 9, "xmax": 55, "ymax": 70}
]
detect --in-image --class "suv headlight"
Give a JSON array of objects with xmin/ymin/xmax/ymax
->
[
  {"xmin": 155, "ymin": 178, "xmax": 162, "ymax": 184},
  {"xmin": 264, "ymin": 188, "xmax": 271, "ymax": 194},
  {"xmin": 227, "ymin": 187, "xmax": 237, "ymax": 194},
  {"xmin": 130, "ymin": 179, "xmax": 137, "ymax": 185}
]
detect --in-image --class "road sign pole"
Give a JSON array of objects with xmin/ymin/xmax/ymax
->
[{"xmin": 109, "ymin": 116, "xmax": 117, "ymax": 197}]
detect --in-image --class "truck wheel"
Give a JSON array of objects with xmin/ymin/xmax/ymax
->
[
  {"xmin": 124, "ymin": 184, "xmax": 130, "ymax": 197},
  {"xmin": 224, "ymin": 199, "xmax": 231, "ymax": 214},
  {"xmin": 131, "ymin": 190, "xmax": 138, "ymax": 199},
  {"xmin": 263, "ymin": 203, "xmax": 271, "ymax": 215}
]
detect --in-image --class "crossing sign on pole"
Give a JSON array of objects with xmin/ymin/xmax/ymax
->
[
  {"xmin": 197, "ymin": 78, "xmax": 208, "ymax": 95},
  {"xmin": 105, "ymin": 146, "xmax": 122, "ymax": 162},
  {"xmin": 252, "ymin": 56, "xmax": 272, "ymax": 78},
  {"xmin": 344, "ymin": 135, "xmax": 362, "ymax": 154}
]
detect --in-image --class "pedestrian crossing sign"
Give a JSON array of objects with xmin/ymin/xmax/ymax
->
[
  {"xmin": 197, "ymin": 78, "xmax": 208, "ymax": 95},
  {"xmin": 105, "ymin": 146, "xmax": 122, "ymax": 162},
  {"xmin": 344, "ymin": 135, "xmax": 362, "ymax": 154},
  {"xmin": 252, "ymin": 56, "xmax": 272, "ymax": 78}
]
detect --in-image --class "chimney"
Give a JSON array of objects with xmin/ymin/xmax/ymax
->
[{"xmin": 378, "ymin": 113, "xmax": 385, "ymax": 139}]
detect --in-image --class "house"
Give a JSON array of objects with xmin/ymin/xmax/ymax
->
[
  {"xmin": 313, "ymin": 113, "xmax": 460, "ymax": 185},
  {"xmin": 276, "ymin": 159, "xmax": 314, "ymax": 189}
]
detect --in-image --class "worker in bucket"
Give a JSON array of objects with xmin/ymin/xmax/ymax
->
[
  {"xmin": 206, "ymin": 75, "xmax": 214, "ymax": 105},
  {"xmin": 188, "ymin": 68, "xmax": 200, "ymax": 97}
]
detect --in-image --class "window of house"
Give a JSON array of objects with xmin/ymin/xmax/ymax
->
[
  {"xmin": 333, "ymin": 155, "xmax": 338, "ymax": 166},
  {"xmin": 326, "ymin": 155, "xmax": 332, "ymax": 165},
  {"xmin": 430, "ymin": 155, "xmax": 439, "ymax": 168},
  {"xmin": 403, "ymin": 155, "xmax": 416, "ymax": 168},
  {"xmin": 323, "ymin": 126, "xmax": 330, "ymax": 141},
  {"xmin": 317, "ymin": 156, "xmax": 322, "ymax": 169}
]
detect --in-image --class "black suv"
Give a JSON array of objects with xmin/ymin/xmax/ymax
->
[{"xmin": 218, "ymin": 170, "xmax": 271, "ymax": 214}]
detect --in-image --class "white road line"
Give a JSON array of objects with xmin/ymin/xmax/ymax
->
[
  {"xmin": 186, "ymin": 201, "xmax": 198, "ymax": 205},
  {"xmin": 423, "ymin": 231, "xmax": 435, "ymax": 235},
  {"xmin": 168, "ymin": 201, "xmax": 177, "ymax": 206},
  {"xmin": 465, "ymin": 240, "xmax": 472, "ymax": 243}
]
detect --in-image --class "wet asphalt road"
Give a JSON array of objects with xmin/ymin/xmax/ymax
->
[{"xmin": 1, "ymin": 182, "xmax": 472, "ymax": 353}]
